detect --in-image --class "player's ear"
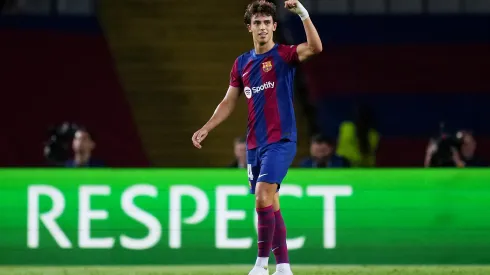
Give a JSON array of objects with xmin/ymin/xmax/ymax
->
[
  {"xmin": 247, "ymin": 24, "xmax": 252, "ymax": 32},
  {"xmin": 273, "ymin": 22, "xmax": 277, "ymax": 31}
]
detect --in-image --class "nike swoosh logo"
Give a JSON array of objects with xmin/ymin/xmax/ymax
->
[
  {"xmin": 258, "ymin": 174, "xmax": 268, "ymax": 178},
  {"xmin": 242, "ymin": 71, "xmax": 249, "ymax": 77}
]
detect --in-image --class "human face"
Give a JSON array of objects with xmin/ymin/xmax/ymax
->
[
  {"xmin": 310, "ymin": 142, "xmax": 333, "ymax": 159},
  {"xmin": 234, "ymin": 142, "xmax": 246, "ymax": 159},
  {"xmin": 248, "ymin": 14, "xmax": 277, "ymax": 45},
  {"xmin": 72, "ymin": 130, "xmax": 95, "ymax": 154}
]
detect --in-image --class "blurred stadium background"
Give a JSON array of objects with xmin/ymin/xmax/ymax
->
[{"xmin": 1, "ymin": 0, "xmax": 490, "ymax": 274}]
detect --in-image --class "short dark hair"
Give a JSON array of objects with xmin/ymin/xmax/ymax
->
[
  {"xmin": 311, "ymin": 134, "xmax": 335, "ymax": 145},
  {"xmin": 244, "ymin": 0, "xmax": 277, "ymax": 25}
]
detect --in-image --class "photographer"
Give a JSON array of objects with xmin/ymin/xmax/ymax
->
[
  {"xmin": 425, "ymin": 130, "xmax": 487, "ymax": 168},
  {"xmin": 65, "ymin": 129, "xmax": 104, "ymax": 168},
  {"xmin": 457, "ymin": 131, "xmax": 487, "ymax": 167},
  {"xmin": 44, "ymin": 122, "xmax": 104, "ymax": 167}
]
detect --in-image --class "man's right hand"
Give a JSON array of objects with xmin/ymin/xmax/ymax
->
[{"xmin": 192, "ymin": 128, "xmax": 209, "ymax": 149}]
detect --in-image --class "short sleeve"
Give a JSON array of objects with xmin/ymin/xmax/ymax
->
[
  {"xmin": 278, "ymin": 44, "xmax": 299, "ymax": 66},
  {"xmin": 229, "ymin": 58, "xmax": 242, "ymax": 88}
]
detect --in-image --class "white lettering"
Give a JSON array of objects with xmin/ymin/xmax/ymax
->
[
  {"xmin": 306, "ymin": 186, "xmax": 353, "ymax": 249},
  {"xmin": 27, "ymin": 185, "xmax": 71, "ymax": 248},
  {"xmin": 79, "ymin": 185, "xmax": 114, "ymax": 248},
  {"xmin": 251, "ymin": 81, "xmax": 275, "ymax": 93},
  {"xmin": 280, "ymin": 185, "xmax": 305, "ymax": 250},
  {"xmin": 120, "ymin": 184, "xmax": 161, "ymax": 250},
  {"xmin": 169, "ymin": 185, "xmax": 209, "ymax": 248},
  {"xmin": 216, "ymin": 186, "xmax": 251, "ymax": 249},
  {"xmin": 27, "ymin": 183, "xmax": 352, "ymax": 251}
]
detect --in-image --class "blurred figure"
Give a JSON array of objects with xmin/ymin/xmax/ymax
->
[
  {"xmin": 424, "ymin": 139, "xmax": 438, "ymax": 167},
  {"xmin": 65, "ymin": 129, "xmax": 104, "ymax": 167},
  {"xmin": 425, "ymin": 130, "xmax": 487, "ymax": 167},
  {"xmin": 336, "ymin": 104, "xmax": 380, "ymax": 167},
  {"xmin": 229, "ymin": 136, "xmax": 247, "ymax": 168},
  {"xmin": 44, "ymin": 122, "xmax": 81, "ymax": 166},
  {"xmin": 458, "ymin": 131, "xmax": 486, "ymax": 166},
  {"xmin": 299, "ymin": 134, "xmax": 349, "ymax": 168}
]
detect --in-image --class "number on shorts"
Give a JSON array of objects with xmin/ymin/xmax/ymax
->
[{"xmin": 247, "ymin": 164, "xmax": 253, "ymax": 180}]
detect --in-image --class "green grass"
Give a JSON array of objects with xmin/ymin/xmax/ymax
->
[{"xmin": 1, "ymin": 266, "xmax": 490, "ymax": 275}]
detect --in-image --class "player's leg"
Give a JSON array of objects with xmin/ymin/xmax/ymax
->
[
  {"xmin": 249, "ymin": 181, "xmax": 277, "ymax": 275},
  {"xmin": 272, "ymin": 193, "xmax": 292, "ymax": 275},
  {"xmin": 248, "ymin": 147, "xmax": 272, "ymax": 275},
  {"xmin": 253, "ymin": 140, "xmax": 296, "ymax": 275},
  {"xmin": 268, "ymin": 141, "xmax": 296, "ymax": 275},
  {"xmin": 273, "ymin": 192, "xmax": 280, "ymax": 211}
]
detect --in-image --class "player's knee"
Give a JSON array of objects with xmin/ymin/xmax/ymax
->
[
  {"xmin": 255, "ymin": 182, "xmax": 276, "ymax": 208},
  {"xmin": 255, "ymin": 193, "xmax": 273, "ymax": 208}
]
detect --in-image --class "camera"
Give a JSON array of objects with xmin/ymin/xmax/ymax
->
[
  {"xmin": 428, "ymin": 123, "xmax": 463, "ymax": 167},
  {"xmin": 43, "ymin": 122, "xmax": 82, "ymax": 166}
]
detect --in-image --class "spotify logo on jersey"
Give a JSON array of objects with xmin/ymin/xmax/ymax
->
[
  {"xmin": 244, "ymin": 87, "xmax": 252, "ymax": 99},
  {"xmin": 244, "ymin": 81, "xmax": 275, "ymax": 99}
]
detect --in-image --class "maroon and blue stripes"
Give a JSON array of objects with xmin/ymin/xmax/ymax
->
[
  {"xmin": 240, "ymin": 44, "xmax": 297, "ymax": 150},
  {"xmin": 261, "ymin": 55, "xmax": 282, "ymax": 144}
]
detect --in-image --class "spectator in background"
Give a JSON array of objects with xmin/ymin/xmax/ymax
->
[
  {"xmin": 336, "ymin": 104, "xmax": 380, "ymax": 167},
  {"xmin": 425, "ymin": 130, "xmax": 487, "ymax": 168},
  {"xmin": 458, "ymin": 131, "xmax": 487, "ymax": 167},
  {"xmin": 229, "ymin": 136, "xmax": 247, "ymax": 168},
  {"xmin": 299, "ymin": 134, "xmax": 350, "ymax": 168},
  {"xmin": 65, "ymin": 129, "xmax": 104, "ymax": 167}
]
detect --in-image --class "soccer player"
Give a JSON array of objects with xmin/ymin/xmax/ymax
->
[{"xmin": 191, "ymin": 0, "xmax": 322, "ymax": 274}]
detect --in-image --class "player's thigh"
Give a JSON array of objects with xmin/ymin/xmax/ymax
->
[{"xmin": 258, "ymin": 140, "xmax": 297, "ymax": 187}]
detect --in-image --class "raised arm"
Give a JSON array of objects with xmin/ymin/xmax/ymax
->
[
  {"xmin": 285, "ymin": 0, "xmax": 323, "ymax": 62},
  {"xmin": 192, "ymin": 86, "xmax": 241, "ymax": 149}
]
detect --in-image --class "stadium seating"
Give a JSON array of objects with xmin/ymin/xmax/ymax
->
[
  {"xmin": 0, "ymin": 16, "xmax": 149, "ymax": 167},
  {"xmin": 283, "ymin": 15, "xmax": 490, "ymax": 166},
  {"xmin": 98, "ymin": 0, "xmax": 256, "ymax": 167}
]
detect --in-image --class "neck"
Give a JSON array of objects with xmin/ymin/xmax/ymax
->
[
  {"xmin": 254, "ymin": 40, "xmax": 275, "ymax": 55},
  {"xmin": 74, "ymin": 153, "xmax": 91, "ymax": 166},
  {"xmin": 238, "ymin": 158, "xmax": 247, "ymax": 168},
  {"xmin": 314, "ymin": 155, "xmax": 330, "ymax": 162}
]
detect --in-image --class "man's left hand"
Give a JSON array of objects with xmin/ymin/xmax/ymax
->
[{"xmin": 285, "ymin": 0, "xmax": 309, "ymax": 21}]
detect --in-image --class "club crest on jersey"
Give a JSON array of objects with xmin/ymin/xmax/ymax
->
[{"xmin": 262, "ymin": 61, "xmax": 272, "ymax": 72}]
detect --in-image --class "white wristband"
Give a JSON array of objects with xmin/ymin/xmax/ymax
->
[{"xmin": 294, "ymin": 1, "xmax": 310, "ymax": 21}]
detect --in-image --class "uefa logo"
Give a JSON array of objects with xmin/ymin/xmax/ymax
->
[{"xmin": 244, "ymin": 87, "xmax": 252, "ymax": 99}]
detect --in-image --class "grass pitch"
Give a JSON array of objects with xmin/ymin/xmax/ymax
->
[{"xmin": 1, "ymin": 265, "xmax": 490, "ymax": 275}]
